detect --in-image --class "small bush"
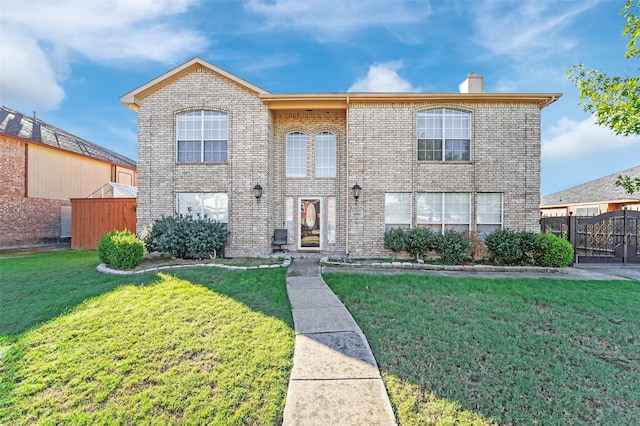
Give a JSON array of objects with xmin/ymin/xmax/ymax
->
[
  {"xmin": 383, "ymin": 228, "xmax": 408, "ymax": 260},
  {"xmin": 406, "ymin": 227, "xmax": 438, "ymax": 260},
  {"xmin": 485, "ymin": 229, "xmax": 539, "ymax": 265},
  {"xmin": 142, "ymin": 212, "xmax": 227, "ymax": 259},
  {"xmin": 462, "ymin": 230, "xmax": 488, "ymax": 260},
  {"xmin": 535, "ymin": 232, "xmax": 574, "ymax": 267},
  {"xmin": 97, "ymin": 229, "xmax": 145, "ymax": 269},
  {"xmin": 434, "ymin": 229, "xmax": 471, "ymax": 265}
]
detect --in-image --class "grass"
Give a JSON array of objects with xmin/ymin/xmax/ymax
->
[
  {"xmin": 0, "ymin": 251, "xmax": 294, "ymax": 425},
  {"xmin": 324, "ymin": 272, "xmax": 640, "ymax": 425}
]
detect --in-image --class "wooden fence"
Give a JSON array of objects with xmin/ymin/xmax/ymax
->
[{"xmin": 71, "ymin": 198, "xmax": 137, "ymax": 249}]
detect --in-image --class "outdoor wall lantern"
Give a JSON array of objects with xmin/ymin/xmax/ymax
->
[
  {"xmin": 253, "ymin": 183, "xmax": 263, "ymax": 200},
  {"xmin": 351, "ymin": 182, "xmax": 362, "ymax": 204}
]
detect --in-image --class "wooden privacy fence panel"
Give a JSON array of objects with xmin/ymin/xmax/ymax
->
[{"xmin": 71, "ymin": 198, "xmax": 137, "ymax": 249}]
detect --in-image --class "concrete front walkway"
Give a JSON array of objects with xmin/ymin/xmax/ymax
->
[{"xmin": 282, "ymin": 259, "xmax": 396, "ymax": 425}]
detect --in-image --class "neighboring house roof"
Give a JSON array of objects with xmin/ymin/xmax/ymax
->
[
  {"xmin": 541, "ymin": 165, "xmax": 640, "ymax": 207},
  {"xmin": 0, "ymin": 105, "xmax": 137, "ymax": 169},
  {"xmin": 120, "ymin": 57, "xmax": 561, "ymax": 112}
]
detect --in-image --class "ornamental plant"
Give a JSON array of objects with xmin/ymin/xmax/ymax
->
[
  {"xmin": 406, "ymin": 227, "xmax": 438, "ymax": 260},
  {"xmin": 383, "ymin": 228, "xmax": 408, "ymax": 260},
  {"xmin": 485, "ymin": 229, "xmax": 539, "ymax": 265},
  {"xmin": 434, "ymin": 229, "xmax": 471, "ymax": 264},
  {"xmin": 535, "ymin": 232, "xmax": 574, "ymax": 267},
  {"xmin": 142, "ymin": 211, "xmax": 227, "ymax": 259},
  {"xmin": 97, "ymin": 229, "xmax": 145, "ymax": 269}
]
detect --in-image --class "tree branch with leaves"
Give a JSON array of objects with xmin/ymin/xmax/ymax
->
[{"xmin": 568, "ymin": 0, "xmax": 640, "ymax": 194}]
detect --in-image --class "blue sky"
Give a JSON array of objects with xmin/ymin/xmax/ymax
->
[{"xmin": 1, "ymin": 0, "xmax": 639, "ymax": 195}]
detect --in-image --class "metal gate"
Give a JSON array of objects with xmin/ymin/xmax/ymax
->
[{"xmin": 541, "ymin": 210, "xmax": 640, "ymax": 264}]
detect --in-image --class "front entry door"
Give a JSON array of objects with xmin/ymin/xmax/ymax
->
[{"xmin": 299, "ymin": 197, "xmax": 322, "ymax": 250}]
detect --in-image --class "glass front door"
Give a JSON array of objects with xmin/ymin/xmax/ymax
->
[{"xmin": 299, "ymin": 197, "xmax": 322, "ymax": 250}]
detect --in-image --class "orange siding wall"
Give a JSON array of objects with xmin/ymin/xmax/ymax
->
[{"xmin": 71, "ymin": 198, "xmax": 137, "ymax": 249}]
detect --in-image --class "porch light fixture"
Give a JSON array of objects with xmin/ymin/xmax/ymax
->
[
  {"xmin": 351, "ymin": 182, "xmax": 362, "ymax": 204},
  {"xmin": 253, "ymin": 183, "xmax": 263, "ymax": 200}
]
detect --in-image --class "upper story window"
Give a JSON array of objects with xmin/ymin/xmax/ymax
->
[
  {"xmin": 315, "ymin": 132, "xmax": 336, "ymax": 177},
  {"xmin": 286, "ymin": 132, "xmax": 307, "ymax": 177},
  {"xmin": 417, "ymin": 109, "xmax": 470, "ymax": 162},
  {"xmin": 177, "ymin": 111, "xmax": 228, "ymax": 163}
]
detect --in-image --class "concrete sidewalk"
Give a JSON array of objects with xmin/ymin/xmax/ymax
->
[{"xmin": 282, "ymin": 259, "xmax": 397, "ymax": 425}]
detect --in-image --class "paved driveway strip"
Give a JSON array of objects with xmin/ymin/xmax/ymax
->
[{"xmin": 282, "ymin": 259, "xmax": 397, "ymax": 426}]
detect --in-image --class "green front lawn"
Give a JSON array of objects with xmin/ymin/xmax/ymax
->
[
  {"xmin": 324, "ymin": 272, "xmax": 640, "ymax": 425},
  {"xmin": 0, "ymin": 251, "xmax": 294, "ymax": 425}
]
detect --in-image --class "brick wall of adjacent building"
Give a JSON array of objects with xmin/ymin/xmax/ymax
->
[{"xmin": 0, "ymin": 137, "xmax": 69, "ymax": 247}]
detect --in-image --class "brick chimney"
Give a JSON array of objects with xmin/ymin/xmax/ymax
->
[{"xmin": 458, "ymin": 72, "xmax": 484, "ymax": 93}]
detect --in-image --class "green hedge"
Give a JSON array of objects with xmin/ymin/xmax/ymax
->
[
  {"xmin": 142, "ymin": 212, "xmax": 227, "ymax": 259},
  {"xmin": 535, "ymin": 232, "xmax": 574, "ymax": 267},
  {"xmin": 97, "ymin": 230, "xmax": 145, "ymax": 269}
]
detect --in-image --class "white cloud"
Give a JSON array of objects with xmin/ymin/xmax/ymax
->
[
  {"xmin": 0, "ymin": 33, "xmax": 65, "ymax": 109},
  {"xmin": 244, "ymin": 0, "xmax": 430, "ymax": 38},
  {"xmin": 542, "ymin": 115, "xmax": 640, "ymax": 159},
  {"xmin": 469, "ymin": 1, "xmax": 598, "ymax": 62},
  {"xmin": 0, "ymin": 0, "xmax": 206, "ymax": 110},
  {"xmin": 348, "ymin": 62, "xmax": 418, "ymax": 92}
]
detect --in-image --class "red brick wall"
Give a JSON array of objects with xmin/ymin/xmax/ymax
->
[{"xmin": 0, "ymin": 137, "xmax": 70, "ymax": 247}]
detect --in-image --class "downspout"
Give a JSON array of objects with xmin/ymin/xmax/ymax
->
[{"xmin": 345, "ymin": 95, "xmax": 350, "ymax": 255}]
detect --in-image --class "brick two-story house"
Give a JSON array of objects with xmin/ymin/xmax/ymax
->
[{"xmin": 121, "ymin": 57, "xmax": 560, "ymax": 257}]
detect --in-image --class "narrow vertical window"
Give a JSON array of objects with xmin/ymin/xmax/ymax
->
[
  {"xmin": 326, "ymin": 196, "xmax": 336, "ymax": 243},
  {"xmin": 286, "ymin": 132, "xmax": 306, "ymax": 177},
  {"xmin": 285, "ymin": 197, "xmax": 294, "ymax": 243},
  {"xmin": 384, "ymin": 193, "xmax": 411, "ymax": 231},
  {"xmin": 477, "ymin": 193, "xmax": 503, "ymax": 236},
  {"xmin": 315, "ymin": 132, "xmax": 336, "ymax": 177}
]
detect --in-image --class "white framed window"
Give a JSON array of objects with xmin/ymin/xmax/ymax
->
[
  {"xmin": 177, "ymin": 111, "xmax": 228, "ymax": 162},
  {"xmin": 176, "ymin": 192, "xmax": 228, "ymax": 223},
  {"xmin": 574, "ymin": 205, "xmax": 600, "ymax": 216},
  {"xmin": 315, "ymin": 132, "xmax": 336, "ymax": 177},
  {"xmin": 385, "ymin": 193, "xmax": 412, "ymax": 231},
  {"xmin": 417, "ymin": 109, "xmax": 470, "ymax": 162},
  {"xmin": 285, "ymin": 196, "xmax": 294, "ymax": 243},
  {"xmin": 417, "ymin": 192, "xmax": 470, "ymax": 233},
  {"xmin": 477, "ymin": 193, "xmax": 503, "ymax": 236},
  {"xmin": 326, "ymin": 196, "xmax": 336, "ymax": 244},
  {"xmin": 286, "ymin": 132, "xmax": 307, "ymax": 177}
]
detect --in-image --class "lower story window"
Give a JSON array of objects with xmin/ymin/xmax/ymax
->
[
  {"xmin": 477, "ymin": 193, "xmax": 503, "ymax": 236},
  {"xmin": 285, "ymin": 197, "xmax": 294, "ymax": 243},
  {"xmin": 385, "ymin": 193, "xmax": 411, "ymax": 231},
  {"xmin": 176, "ymin": 192, "xmax": 228, "ymax": 224},
  {"xmin": 416, "ymin": 192, "xmax": 470, "ymax": 233}
]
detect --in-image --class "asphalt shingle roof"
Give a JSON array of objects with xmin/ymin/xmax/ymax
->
[
  {"xmin": 541, "ymin": 165, "xmax": 640, "ymax": 206},
  {"xmin": 0, "ymin": 105, "xmax": 136, "ymax": 169}
]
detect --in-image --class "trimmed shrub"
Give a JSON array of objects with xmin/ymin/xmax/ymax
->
[
  {"xmin": 535, "ymin": 232, "xmax": 574, "ymax": 267},
  {"xmin": 434, "ymin": 229, "xmax": 471, "ymax": 265},
  {"xmin": 406, "ymin": 227, "xmax": 438, "ymax": 260},
  {"xmin": 485, "ymin": 229, "xmax": 539, "ymax": 265},
  {"xmin": 383, "ymin": 228, "xmax": 408, "ymax": 260},
  {"xmin": 97, "ymin": 229, "xmax": 145, "ymax": 269},
  {"xmin": 142, "ymin": 212, "xmax": 227, "ymax": 259}
]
